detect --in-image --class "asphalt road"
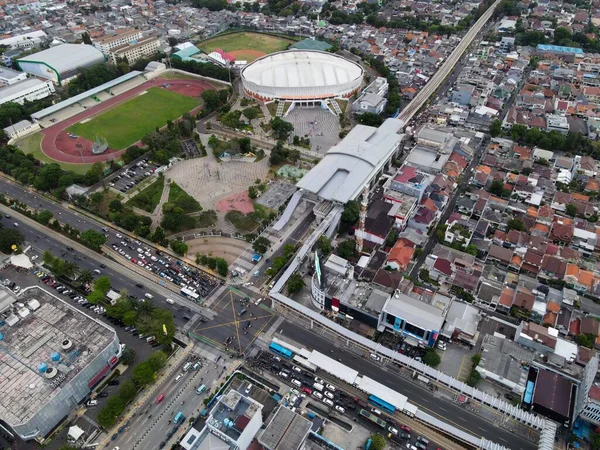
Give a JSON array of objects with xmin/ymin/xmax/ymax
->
[
  {"xmin": 0, "ymin": 205, "xmax": 203, "ymax": 327},
  {"xmin": 281, "ymin": 320, "xmax": 536, "ymax": 450},
  {"xmin": 113, "ymin": 356, "xmax": 227, "ymax": 450}
]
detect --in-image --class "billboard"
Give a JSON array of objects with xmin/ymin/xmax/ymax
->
[{"xmin": 314, "ymin": 251, "xmax": 322, "ymax": 287}]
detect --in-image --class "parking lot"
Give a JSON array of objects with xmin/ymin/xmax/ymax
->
[
  {"xmin": 246, "ymin": 349, "xmax": 442, "ymax": 450},
  {"xmin": 108, "ymin": 159, "xmax": 161, "ymax": 193},
  {"xmin": 109, "ymin": 235, "xmax": 219, "ymax": 299},
  {"xmin": 190, "ymin": 286, "xmax": 276, "ymax": 355}
]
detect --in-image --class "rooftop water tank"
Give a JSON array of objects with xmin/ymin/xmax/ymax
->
[
  {"xmin": 51, "ymin": 352, "xmax": 60, "ymax": 362},
  {"xmin": 38, "ymin": 362, "xmax": 48, "ymax": 373}
]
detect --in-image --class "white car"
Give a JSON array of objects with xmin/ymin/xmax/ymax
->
[
  {"xmin": 278, "ymin": 371, "xmax": 289, "ymax": 379},
  {"xmin": 87, "ymin": 399, "xmax": 98, "ymax": 406},
  {"xmin": 325, "ymin": 383, "xmax": 336, "ymax": 392},
  {"xmin": 116, "ymin": 233, "xmax": 122, "ymax": 238},
  {"xmin": 324, "ymin": 391, "xmax": 334, "ymax": 400},
  {"xmin": 166, "ymin": 298, "xmax": 175, "ymax": 304},
  {"xmin": 314, "ymin": 377, "xmax": 325, "ymax": 384},
  {"xmin": 389, "ymin": 426, "xmax": 398, "ymax": 435},
  {"xmin": 335, "ymin": 405, "xmax": 345, "ymax": 413},
  {"xmin": 312, "ymin": 391, "xmax": 323, "ymax": 399},
  {"xmin": 437, "ymin": 341, "xmax": 447, "ymax": 351},
  {"xmin": 322, "ymin": 398, "xmax": 334, "ymax": 407},
  {"xmin": 31, "ymin": 255, "xmax": 38, "ymax": 261}
]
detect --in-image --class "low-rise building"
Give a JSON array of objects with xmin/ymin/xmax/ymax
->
[
  {"xmin": 109, "ymin": 37, "xmax": 160, "ymax": 65},
  {"xmin": 0, "ymin": 78, "xmax": 55, "ymax": 106},
  {"xmin": 0, "ymin": 67, "xmax": 28, "ymax": 86}
]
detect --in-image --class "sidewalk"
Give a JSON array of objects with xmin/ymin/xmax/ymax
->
[{"xmin": 98, "ymin": 345, "xmax": 193, "ymax": 448}]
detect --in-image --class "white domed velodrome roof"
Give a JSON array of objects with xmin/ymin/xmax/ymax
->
[{"xmin": 241, "ymin": 50, "xmax": 363, "ymax": 100}]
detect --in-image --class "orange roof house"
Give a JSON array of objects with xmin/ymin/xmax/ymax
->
[{"xmin": 385, "ymin": 240, "xmax": 415, "ymax": 272}]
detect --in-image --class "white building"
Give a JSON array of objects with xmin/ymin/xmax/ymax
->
[
  {"xmin": 3, "ymin": 120, "xmax": 40, "ymax": 140},
  {"xmin": 546, "ymin": 114, "xmax": 569, "ymax": 134},
  {"xmin": 17, "ymin": 44, "xmax": 105, "ymax": 85},
  {"xmin": 0, "ymin": 78, "xmax": 55, "ymax": 105},
  {"xmin": 0, "ymin": 67, "xmax": 28, "ymax": 86},
  {"xmin": 109, "ymin": 37, "xmax": 160, "ymax": 65},
  {"xmin": 94, "ymin": 30, "xmax": 143, "ymax": 55},
  {"xmin": 0, "ymin": 30, "xmax": 47, "ymax": 50}
]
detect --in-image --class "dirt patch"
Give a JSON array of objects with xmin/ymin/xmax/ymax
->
[
  {"xmin": 229, "ymin": 49, "xmax": 267, "ymax": 62},
  {"xmin": 216, "ymin": 191, "xmax": 254, "ymax": 214},
  {"xmin": 186, "ymin": 236, "xmax": 248, "ymax": 265}
]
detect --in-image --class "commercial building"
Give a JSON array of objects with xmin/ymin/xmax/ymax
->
[
  {"xmin": 259, "ymin": 406, "xmax": 312, "ymax": 450},
  {"xmin": 108, "ymin": 36, "xmax": 160, "ymax": 65},
  {"xmin": 0, "ymin": 78, "xmax": 55, "ymax": 106},
  {"xmin": 16, "ymin": 44, "xmax": 105, "ymax": 85},
  {"xmin": 241, "ymin": 50, "xmax": 363, "ymax": 102},
  {"xmin": 0, "ymin": 67, "xmax": 28, "ymax": 86},
  {"xmin": 0, "ymin": 286, "xmax": 121, "ymax": 441}
]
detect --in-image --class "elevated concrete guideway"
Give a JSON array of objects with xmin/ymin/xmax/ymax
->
[{"xmin": 399, "ymin": 0, "xmax": 502, "ymax": 124}]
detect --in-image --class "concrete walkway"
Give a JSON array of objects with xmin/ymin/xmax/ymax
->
[{"xmin": 151, "ymin": 179, "xmax": 171, "ymax": 229}]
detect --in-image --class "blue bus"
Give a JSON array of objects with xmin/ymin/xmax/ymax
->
[
  {"xmin": 368, "ymin": 394, "xmax": 396, "ymax": 413},
  {"xmin": 269, "ymin": 342, "xmax": 293, "ymax": 359},
  {"xmin": 523, "ymin": 381, "xmax": 534, "ymax": 404},
  {"xmin": 173, "ymin": 412, "xmax": 185, "ymax": 425}
]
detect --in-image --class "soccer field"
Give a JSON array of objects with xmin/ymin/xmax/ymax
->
[
  {"xmin": 198, "ymin": 32, "xmax": 297, "ymax": 62},
  {"xmin": 68, "ymin": 87, "xmax": 201, "ymax": 150}
]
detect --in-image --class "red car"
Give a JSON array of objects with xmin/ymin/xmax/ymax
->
[
  {"xmin": 301, "ymin": 387, "xmax": 312, "ymax": 395},
  {"xmin": 400, "ymin": 424, "xmax": 411, "ymax": 433},
  {"xmin": 132, "ymin": 258, "xmax": 137, "ymax": 264},
  {"xmin": 157, "ymin": 394, "xmax": 165, "ymax": 404}
]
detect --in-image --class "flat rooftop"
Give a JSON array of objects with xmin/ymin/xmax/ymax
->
[
  {"xmin": 259, "ymin": 406, "xmax": 311, "ymax": 450},
  {"xmin": 208, "ymin": 389, "xmax": 261, "ymax": 442},
  {"xmin": 383, "ymin": 291, "xmax": 446, "ymax": 332},
  {"xmin": 0, "ymin": 287, "xmax": 115, "ymax": 426}
]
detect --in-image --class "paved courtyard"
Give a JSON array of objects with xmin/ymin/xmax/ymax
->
[
  {"xmin": 166, "ymin": 137, "xmax": 270, "ymax": 211},
  {"xmin": 256, "ymin": 181, "xmax": 297, "ymax": 210},
  {"xmin": 285, "ymin": 107, "xmax": 341, "ymax": 153}
]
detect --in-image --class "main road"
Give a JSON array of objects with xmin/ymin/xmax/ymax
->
[{"xmin": 399, "ymin": 0, "xmax": 502, "ymax": 124}]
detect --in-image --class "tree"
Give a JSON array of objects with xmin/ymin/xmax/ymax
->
[
  {"xmin": 566, "ymin": 203, "xmax": 578, "ymax": 217},
  {"xmin": 489, "ymin": 179, "xmax": 505, "ymax": 197},
  {"xmin": 94, "ymin": 275, "xmax": 112, "ymax": 294},
  {"xmin": 270, "ymin": 117, "xmax": 294, "ymax": 140},
  {"xmin": 340, "ymin": 200, "xmax": 360, "ymax": 231},
  {"xmin": 337, "ymin": 239, "xmax": 357, "ymax": 259},
  {"xmin": 0, "ymin": 226, "xmax": 24, "ymax": 253},
  {"xmin": 35, "ymin": 209, "xmax": 53, "ymax": 225},
  {"xmin": 317, "ymin": 235, "xmax": 332, "ymax": 255},
  {"xmin": 80, "ymin": 229, "xmax": 107, "ymax": 251},
  {"xmin": 132, "ymin": 361, "xmax": 156, "ymax": 387},
  {"xmin": 170, "ymin": 239, "xmax": 188, "ymax": 256},
  {"xmin": 490, "ymin": 119, "xmax": 502, "ymax": 137},
  {"xmin": 147, "ymin": 351, "xmax": 167, "ymax": 372},
  {"xmin": 109, "ymin": 199, "xmax": 123, "ymax": 212},
  {"xmin": 78, "ymin": 269, "xmax": 94, "ymax": 285},
  {"xmin": 216, "ymin": 258, "xmax": 228, "ymax": 277},
  {"xmin": 62, "ymin": 260, "xmax": 79, "ymax": 280},
  {"xmin": 507, "ymin": 218, "xmax": 525, "ymax": 231},
  {"xmin": 252, "ymin": 236, "xmax": 271, "ymax": 255},
  {"xmin": 357, "ymin": 112, "xmax": 384, "ymax": 127},
  {"xmin": 119, "ymin": 379, "xmax": 137, "ymax": 403},
  {"xmin": 423, "ymin": 349, "xmax": 441, "ymax": 367},
  {"xmin": 248, "ymin": 185, "xmax": 258, "ymax": 199},
  {"xmin": 575, "ymin": 333, "xmax": 595, "ymax": 348},
  {"xmin": 287, "ymin": 273, "xmax": 305, "ymax": 294},
  {"xmin": 243, "ymin": 107, "xmax": 259, "ymax": 120},
  {"xmin": 370, "ymin": 434, "xmax": 386, "ymax": 450},
  {"xmin": 201, "ymin": 90, "xmax": 224, "ymax": 111},
  {"xmin": 121, "ymin": 347, "xmax": 137, "ymax": 366}
]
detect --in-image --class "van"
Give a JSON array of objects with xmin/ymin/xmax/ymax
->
[
  {"xmin": 196, "ymin": 384, "xmax": 207, "ymax": 394},
  {"xmin": 144, "ymin": 293, "xmax": 153, "ymax": 299},
  {"xmin": 370, "ymin": 408, "xmax": 382, "ymax": 416},
  {"xmin": 192, "ymin": 362, "xmax": 201, "ymax": 370},
  {"xmin": 183, "ymin": 362, "xmax": 192, "ymax": 372},
  {"xmin": 174, "ymin": 373, "xmax": 183, "ymax": 382}
]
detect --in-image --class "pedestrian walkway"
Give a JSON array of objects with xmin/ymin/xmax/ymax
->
[
  {"xmin": 151, "ymin": 179, "xmax": 171, "ymax": 229},
  {"xmin": 263, "ymin": 316, "xmax": 285, "ymax": 339}
]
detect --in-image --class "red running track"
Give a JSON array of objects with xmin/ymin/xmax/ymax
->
[{"xmin": 40, "ymin": 77, "xmax": 213, "ymax": 164}]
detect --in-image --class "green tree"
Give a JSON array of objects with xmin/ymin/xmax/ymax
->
[
  {"xmin": 132, "ymin": 361, "xmax": 156, "ymax": 387},
  {"xmin": 119, "ymin": 379, "xmax": 137, "ymax": 403},
  {"xmin": 243, "ymin": 107, "xmax": 259, "ymax": 120},
  {"xmin": 97, "ymin": 407, "xmax": 118, "ymax": 428},
  {"xmin": 121, "ymin": 346, "xmax": 137, "ymax": 366},
  {"xmin": 575, "ymin": 333, "xmax": 596, "ymax": 348},
  {"xmin": 423, "ymin": 349, "xmax": 441, "ymax": 367},
  {"xmin": 78, "ymin": 269, "xmax": 94, "ymax": 285},
  {"xmin": 62, "ymin": 260, "xmax": 79, "ymax": 279},
  {"xmin": 287, "ymin": 273, "xmax": 306, "ymax": 294},
  {"xmin": 340, "ymin": 200, "xmax": 360, "ymax": 231},
  {"xmin": 489, "ymin": 179, "xmax": 505, "ymax": 197},
  {"xmin": 270, "ymin": 117, "xmax": 294, "ymax": 140},
  {"xmin": 336, "ymin": 239, "xmax": 357, "ymax": 259},
  {"xmin": 80, "ymin": 229, "xmax": 108, "ymax": 251},
  {"xmin": 93, "ymin": 275, "xmax": 112, "ymax": 294},
  {"xmin": 170, "ymin": 239, "xmax": 188, "ymax": 256},
  {"xmin": 147, "ymin": 351, "xmax": 167, "ymax": 372},
  {"xmin": 566, "ymin": 203, "xmax": 578, "ymax": 217},
  {"xmin": 252, "ymin": 236, "xmax": 271, "ymax": 254},
  {"xmin": 109, "ymin": 199, "xmax": 123, "ymax": 212},
  {"xmin": 0, "ymin": 226, "xmax": 24, "ymax": 253},
  {"xmin": 201, "ymin": 90, "xmax": 224, "ymax": 111},
  {"xmin": 248, "ymin": 185, "xmax": 258, "ymax": 199},
  {"xmin": 490, "ymin": 119, "xmax": 502, "ymax": 137},
  {"xmin": 317, "ymin": 235, "xmax": 332, "ymax": 255},
  {"xmin": 507, "ymin": 218, "xmax": 525, "ymax": 231},
  {"xmin": 370, "ymin": 434, "xmax": 386, "ymax": 450},
  {"xmin": 357, "ymin": 112, "xmax": 384, "ymax": 127},
  {"xmin": 216, "ymin": 258, "xmax": 228, "ymax": 277},
  {"xmin": 35, "ymin": 209, "xmax": 53, "ymax": 225}
]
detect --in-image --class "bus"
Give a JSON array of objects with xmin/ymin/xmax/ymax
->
[
  {"xmin": 359, "ymin": 409, "xmax": 387, "ymax": 429},
  {"xmin": 180, "ymin": 287, "xmax": 199, "ymax": 301},
  {"xmin": 368, "ymin": 394, "xmax": 395, "ymax": 413},
  {"xmin": 173, "ymin": 412, "xmax": 185, "ymax": 425},
  {"xmin": 293, "ymin": 354, "xmax": 317, "ymax": 372},
  {"xmin": 269, "ymin": 342, "xmax": 293, "ymax": 359}
]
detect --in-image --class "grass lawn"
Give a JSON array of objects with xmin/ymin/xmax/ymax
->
[
  {"xmin": 15, "ymin": 132, "xmax": 92, "ymax": 175},
  {"xmin": 168, "ymin": 182, "xmax": 202, "ymax": 213},
  {"xmin": 225, "ymin": 210, "xmax": 260, "ymax": 232},
  {"xmin": 68, "ymin": 88, "xmax": 200, "ymax": 150},
  {"xmin": 127, "ymin": 175, "xmax": 165, "ymax": 213},
  {"xmin": 198, "ymin": 32, "xmax": 297, "ymax": 61}
]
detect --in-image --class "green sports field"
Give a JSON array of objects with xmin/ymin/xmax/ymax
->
[
  {"xmin": 68, "ymin": 87, "xmax": 200, "ymax": 150},
  {"xmin": 198, "ymin": 32, "xmax": 297, "ymax": 62}
]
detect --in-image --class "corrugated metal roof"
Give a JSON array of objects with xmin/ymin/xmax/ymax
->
[
  {"xmin": 17, "ymin": 44, "xmax": 104, "ymax": 74},
  {"xmin": 0, "ymin": 78, "xmax": 48, "ymax": 101}
]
